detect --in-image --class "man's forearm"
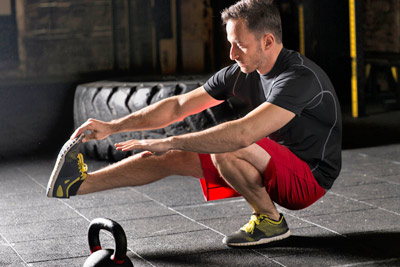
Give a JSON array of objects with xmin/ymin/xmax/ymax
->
[
  {"xmin": 170, "ymin": 118, "xmax": 252, "ymax": 154},
  {"xmin": 110, "ymin": 96, "xmax": 181, "ymax": 134}
]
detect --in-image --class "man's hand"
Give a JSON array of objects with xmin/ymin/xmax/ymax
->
[
  {"xmin": 71, "ymin": 118, "xmax": 113, "ymax": 143},
  {"xmin": 115, "ymin": 137, "xmax": 174, "ymax": 156}
]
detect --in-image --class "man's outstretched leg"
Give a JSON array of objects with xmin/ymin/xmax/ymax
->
[
  {"xmin": 78, "ymin": 150, "xmax": 203, "ymax": 195},
  {"xmin": 47, "ymin": 135, "xmax": 203, "ymax": 198}
]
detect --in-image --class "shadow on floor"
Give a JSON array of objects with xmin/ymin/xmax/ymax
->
[{"xmin": 136, "ymin": 231, "xmax": 400, "ymax": 265}]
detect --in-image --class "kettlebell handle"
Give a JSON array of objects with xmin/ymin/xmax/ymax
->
[{"xmin": 88, "ymin": 218, "xmax": 128, "ymax": 264}]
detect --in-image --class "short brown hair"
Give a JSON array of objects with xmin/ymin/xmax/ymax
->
[{"xmin": 221, "ymin": 0, "xmax": 282, "ymax": 43}]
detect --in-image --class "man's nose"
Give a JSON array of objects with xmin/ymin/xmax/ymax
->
[{"xmin": 230, "ymin": 45, "xmax": 239, "ymax": 60}]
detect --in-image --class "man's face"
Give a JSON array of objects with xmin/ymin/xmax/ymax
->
[{"xmin": 226, "ymin": 19, "xmax": 265, "ymax": 73}]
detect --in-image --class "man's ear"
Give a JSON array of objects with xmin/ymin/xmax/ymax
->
[{"xmin": 263, "ymin": 33, "xmax": 275, "ymax": 49}]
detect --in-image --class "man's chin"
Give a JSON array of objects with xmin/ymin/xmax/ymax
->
[{"xmin": 239, "ymin": 66, "xmax": 255, "ymax": 73}]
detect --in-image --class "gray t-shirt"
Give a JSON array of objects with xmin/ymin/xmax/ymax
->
[{"xmin": 203, "ymin": 48, "xmax": 342, "ymax": 189}]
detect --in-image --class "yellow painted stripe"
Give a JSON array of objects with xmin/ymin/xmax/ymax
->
[
  {"xmin": 349, "ymin": 0, "xmax": 358, "ymax": 118},
  {"xmin": 298, "ymin": 4, "xmax": 305, "ymax": 55},
  {"xmin": 351, "ymin": 60, "xmax": 358, "ymax": 117},
  {"xmin": 391, "ymin": 66, "xmax": 398, "ymax": 82},
  {"xmin": 365, "ymin": 64, "xmax": 371, "ymax": 79}
]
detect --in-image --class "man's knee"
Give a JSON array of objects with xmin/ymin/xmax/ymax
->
[
  {"xmin": 210, "ymin": 152, "xmax": 233, "ymax": 170},
  {"xmin": 211, "ymin": 145, "xmax": 271, "ymax": 176},
  {"xmin": 158, "ymin": 150, "xmax": 203, "ymax": 178}
]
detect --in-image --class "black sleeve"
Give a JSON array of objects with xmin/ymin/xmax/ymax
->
[
  {"xmin": 203, "ymin": 64, "xmax": 240, "ymax": 100},
  {"xmin": 267, "ymin": 67, "xmax": 321, "ymax": 116}
]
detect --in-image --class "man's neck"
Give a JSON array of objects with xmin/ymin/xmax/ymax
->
[{"xmin": 257, "ymin": 44, "xmax": 283, "ymax": 75}]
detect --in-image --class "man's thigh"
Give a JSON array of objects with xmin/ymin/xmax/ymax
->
[
  {"xmin": 198, "ymin": 141, "xmax": 273, "ymax": 201},
  {"xmin": 256, "ymin": 138, "xmax": 325, "ymax": 210},
  {"xmin": 198, "ymin": 138, "xmax": 325, "ymax": 208},
  {"xmin": 210, "ymin": 143, "xmax": 272, "ymax": 177}
]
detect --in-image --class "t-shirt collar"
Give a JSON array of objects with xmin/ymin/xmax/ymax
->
[{"xmin": 261, "ymin": 47, "xmax": 287, "ymax": 77}]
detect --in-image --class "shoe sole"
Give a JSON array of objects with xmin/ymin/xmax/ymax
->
[
  {"xmin": 223, "ymin": 230, "xmax": 291, "ymax": 247},
  {"xmin": 46, "ymin": 134, "xmax": 84, "ymax": 197}
]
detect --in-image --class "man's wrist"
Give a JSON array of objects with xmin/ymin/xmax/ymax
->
[
  {"xmin": 109, "ymin": 119, "xmax": 122, "ymax": 134},
  {"xmin": 168, "ymin": 136, "xmax": 181, "ymax": 151}
]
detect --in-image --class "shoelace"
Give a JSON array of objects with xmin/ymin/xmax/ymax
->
[
  {"xmin": 241, "ymin": 214, "xmax": 260, "ymax": 234},
  {"xmin": 77, "ymin": 153, "xmax": 88, "ymax": 180}
]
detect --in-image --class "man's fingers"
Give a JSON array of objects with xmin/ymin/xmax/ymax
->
[
  {"xmin": 70, "ymin": 118, "xmax": 108, "ymax": 142},
  {"xmin": 70, "ymin": 127, "xmax": 84, "ymax": 140},
  {"xmin": 70, "ymin": 131, "xmax": 78, "ymax": 140},
  {"xmin": 115, "ymin": 139, "xmax": 169, "ymax": 154},
  {"xmin": 70, "ymin": 119, "xmax": 95, "ymax": 140},
  {"xmin": 115, "ymin": 140, "xmax": 142, "ymax": 151},
  {"xmin": 115, "ymin": 141, "xmax": 131, "ymax": 151},
  {"xmin": 82, "ymin": 131, "xmax": 96, "ymax": 143}
]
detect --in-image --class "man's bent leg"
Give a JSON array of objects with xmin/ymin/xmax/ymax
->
[
  {"xmin": 211, "ymin": 144, "xmax": 279, "ymax": 220},
  {"xmin": 211, "ymin": 144, "xmax": 290, "ymax": 246},
  {"xmin": 78, "ymin": 150, "xmax": 203, "ymax": 195},
  {"xmin": 256, "ymin": 138, "xmax": 326, "ymax": 210}
]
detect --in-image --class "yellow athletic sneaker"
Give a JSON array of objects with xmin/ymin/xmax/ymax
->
[
  {"xmin": 223, "ymin": 213, "xmax": 290, "ymax": 246},
  {"xmin": 46, "ymin": 134, "xmax": 87, "ymax": 198}
]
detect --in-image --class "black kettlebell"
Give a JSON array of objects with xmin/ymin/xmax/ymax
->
[{"xmin": 83, "ymin": 218, "xmax": 133, "ymax": 267}]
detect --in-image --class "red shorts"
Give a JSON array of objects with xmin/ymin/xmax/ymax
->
[{"xmin": 198, "ymin": 138, "xmax": 325, "ymax": 210}]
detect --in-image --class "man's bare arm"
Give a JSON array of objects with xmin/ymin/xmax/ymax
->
[
  {"xmin": 72, "ymin": 86, "xmax": 223, "ymax": 142},
  {"xmin": 115, "ymin": 102, "xmax": 295, "ymax": 154}
]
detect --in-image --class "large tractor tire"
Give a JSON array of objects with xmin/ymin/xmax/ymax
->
[{"xmin": 73, "ymin": 80, "xmax": 248, "ymax": 161}]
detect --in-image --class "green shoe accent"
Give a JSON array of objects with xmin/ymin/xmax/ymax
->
[
  {"xmin": 223, "ymin": 213, "xmax": 290, "ymax": 247},
  {"xmin": 56, "ymin": 185, "xmax": 63, "ymax": 198}
]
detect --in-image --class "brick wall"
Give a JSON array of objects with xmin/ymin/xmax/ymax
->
[
  {"xmin": 15, "ymin": 0, "xmax": 128, "ymax": 77},
  {"xmin": 1, "ymin": 0, "xmax": 214, "ymax": 80},
  {"xmin": 363, "ymin": 0, "xmax": 400, "ymax": 53}
]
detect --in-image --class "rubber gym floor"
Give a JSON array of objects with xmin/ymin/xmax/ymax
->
[{"xmin": 0, "ymin": 111, "xmax": 400, "ymax": 267}]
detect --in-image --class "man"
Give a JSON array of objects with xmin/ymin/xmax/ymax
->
[{"xmin": 47, "ymin": 0, "xmax": 341, "ymax": 247}]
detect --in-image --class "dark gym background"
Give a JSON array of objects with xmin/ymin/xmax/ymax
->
[{"xmin": 0, "ymin": 0, "xmax": 399, "ymax": 159}]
